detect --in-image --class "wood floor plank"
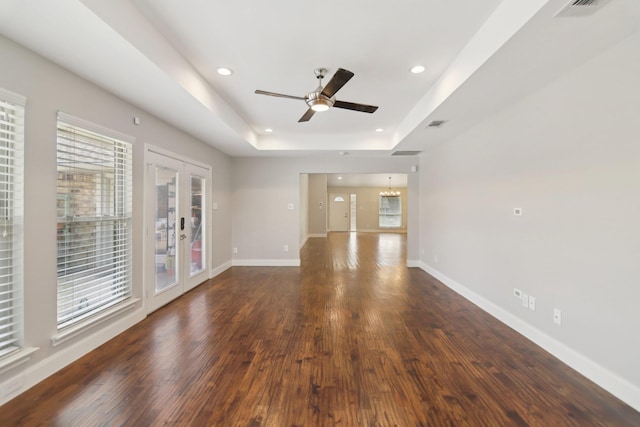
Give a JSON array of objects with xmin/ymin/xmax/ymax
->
[{"xmin": 0, "ymin": 232, "xmax": 638, "ymax": 426}]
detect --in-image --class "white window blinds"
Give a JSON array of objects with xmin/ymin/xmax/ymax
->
[
  {"xmin": 56, "ymin": 113, "xmax": 133, "ymax": 329},
  {"xmin": 0, "ymin": 88, "xmax": 25, "ymax": 357}
]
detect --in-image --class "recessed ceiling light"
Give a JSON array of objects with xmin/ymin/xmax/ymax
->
[
  {"xmin": 410, "ymin": 65, "xmax": 426, "ymax": 74},
  {"xmin": 375, "ymin": 128, "xmax": 384, "ymax": 133},
  {"xmin": 338, "ymin": 176, "xmax": 343, "ymax": 180},
  {"xmin": 216, "ymin": 67, "xmax": 233, "ymax": 76},
  {"xmin": 264, "ymin": 128, "xmax": 273, "ymax": 133}
]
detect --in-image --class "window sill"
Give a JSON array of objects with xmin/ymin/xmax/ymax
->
[
  {"xmin": 0, "ymin": 347, "xmax": 39, "ymax": 375},
  {"xmin": 51, "ymin": 298, "xmax": 140, "ymax": 347}
]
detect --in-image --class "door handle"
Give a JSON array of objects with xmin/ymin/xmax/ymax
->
[{"xmin": 180, "ymin": 234, "xmax": 187, "ymax": 240}]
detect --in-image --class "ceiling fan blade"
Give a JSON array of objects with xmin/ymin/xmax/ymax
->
[
  {"xmin": 321, "ymin": 68, "xmax": 354, "ymax": 98},
  {"xmin": 298, "ymin": 108, "xmax": 316, "ymax": 122},
  {"xmin": 333, "ymin": 100, "xmax": 378, "ymax": 113},
  {"xmin": 255, "ymin": 90, "xmax": 305, "ymax": 101}
]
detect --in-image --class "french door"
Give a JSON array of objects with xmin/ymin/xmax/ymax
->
[{"xmin": 145, "ymin": 149, "xmax": 210, "ymax": 313}]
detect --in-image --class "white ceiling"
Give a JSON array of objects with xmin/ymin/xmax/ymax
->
[{"xmin": 1, "ymin": 0, "xmax": 638, "ymax": 157}]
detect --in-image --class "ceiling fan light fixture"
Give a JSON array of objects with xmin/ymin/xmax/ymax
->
[
  {"xmin": 306, "ymin": 92, "xmax": 334, "ymax": 112},
  {"xmin": 310, "ymin": 102, "xmax": 330, "ymax": 112}
]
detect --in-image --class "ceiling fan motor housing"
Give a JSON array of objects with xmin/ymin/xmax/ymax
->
[{"xmin": 306, "ymin": 91, "xmax": 334, "ymax": 111}]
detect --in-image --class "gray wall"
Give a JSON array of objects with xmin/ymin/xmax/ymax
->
[
  {"xmin": 308, "ymin": 173, "xmax": 328, "ymax": 236},
  {"xmin": 299, "ymin": 173, "xmax": 309, "ymax": 247},
  {"xmin": 418, "ymin": 29, "xmax": 640, "ymax": 403},
  {"xmin": 0, "ymin": 35, "xmax": 232, "ymax": 396}
]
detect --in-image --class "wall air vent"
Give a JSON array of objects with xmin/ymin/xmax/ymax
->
[
  {"xmin": 555, "ymin": 0, "xmax": 612, "ymax": 17},
  {"xmin": 391, "ymin": 151, "xmax": 422, "ymax": 156},
  {"xmin": 426, "ymin": 120, "xmax": 447, "ymax": 128}
]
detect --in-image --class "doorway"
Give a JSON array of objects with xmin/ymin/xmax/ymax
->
[
  {"xmin": 145, "ymin": 148, "xmax": 210, "ymax": 313},
  {"xmin": 329, "ymin": 193, "xmax": 349, "ymax": 231}
]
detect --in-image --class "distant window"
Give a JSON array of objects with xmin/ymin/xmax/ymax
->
[
  {"xmin": 0, "ymin": 88, "xmax": 25, "ymax": 358},
  {"xmin": 379, "ymin": 195, "xmax": 402, "ymax": 228},
  {"xmin": 334, "ymin": 196, "xmax": 345, "ymax": 202},
  {"xmin": 56, "ymin": 113, "xmax": 133, "ymax": 329}
]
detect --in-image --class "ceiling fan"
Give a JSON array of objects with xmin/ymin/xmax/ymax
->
[{"xmin": 255, "ymin": 68, "xmax": 378, "ymax": 122}]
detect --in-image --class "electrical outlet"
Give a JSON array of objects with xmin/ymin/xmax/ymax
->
[
  {"xmin": 233, "ymin": 247, "xmax": 238, "ymax": 254},
  {"xmin": 553, "ymin": 308, "xmax": 562, "ymax": 325},
  {"xmin": 513, "ymin": 288, "xmax": 522, "ymax": 298},
  {"xmin": 513, "ymin": 208, "xmax": 523, "ymax": 216},
  {"xmin": 433, "ymin": 254, "xmax": 439, "ymax": 263},
  {"xmin": 522, "ymin": 293, "xmax": 529, "ymax": 308},
  {"xmin": 528, "ymin": 296, "xmax": 536, "ymax": 311},
  {"xmin": 284, "ymin": 245, "xmax": 289, "ymax": 252}
]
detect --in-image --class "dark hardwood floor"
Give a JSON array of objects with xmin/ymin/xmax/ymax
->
[{"xmin": 1, "ymin": 232, "xmax": 638, "ymax": 426}]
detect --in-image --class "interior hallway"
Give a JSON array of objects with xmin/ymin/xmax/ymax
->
[{"xmin": 0, "ymin": 232, "xmax": 638, "ymax": 426}]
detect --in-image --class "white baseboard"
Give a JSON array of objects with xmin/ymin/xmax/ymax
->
[
  {"xmin": 232, "ymin": 259, "xmax": 301, "ymax": 267},
  {"xmin": 418, "ymin": 262, "xmax": 640, "ymax": 412},
  {"xmin": 406, "ymin": 259, "xmax": 421, "ymax": 268},
  {"xmin": 209, "ymin": 261, "xmax": 232, "ymax": 279},
  {"xmin": 308, "ymin": 233, "xmax": 327, "ymax": 238},
  {"xmin": 0, "ymin": 307, "xmax": 146, "ymax": 406}
]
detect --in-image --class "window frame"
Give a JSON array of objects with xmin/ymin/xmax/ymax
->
[
  {"xmin": 378, "ymin": 194, "xmax": 402, "ymax": 228},
  {"xmin": 56, "ymin": 112, "xmax": 134, "ymax": 330},
  {"xmin": 0, "ymin": 88, "xmax": 25, "ymax": 359}
]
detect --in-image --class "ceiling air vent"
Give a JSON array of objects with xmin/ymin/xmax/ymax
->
[
  {"xmin": 391, "ymin": 151, "xmax": 422, "ymax": 156},
  {"xmin": 555, "ymin": 0, "xmax": 612, "ymax": 17},
  {"xmin": 426, "ymin": 120, "xmax": 447, "ymax": 128}
]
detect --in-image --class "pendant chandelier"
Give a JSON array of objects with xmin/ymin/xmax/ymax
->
[{"xmin": 380, "ymin": 176, "xmax": 400, "ymax": 196}]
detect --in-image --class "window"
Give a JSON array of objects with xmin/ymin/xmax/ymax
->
[
  {"xmin": 56, "ymin": 113, "xmax": 133, "ymax": 329},
  {"xmin": 379, "ymin": 195, "xmax": 402, "ymax": 228},
  {"xmin": 0, "ymin": 89, "xmax": 25, "ymax": 358}
]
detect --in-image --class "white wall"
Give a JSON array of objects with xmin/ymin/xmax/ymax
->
[
  {"xmin": 418, "ymin": 30, "xmax": 640, "ymax": 409},
  {"xmin": 231, "ymin": 157, "xmax": 419, "ymax": 265},
  {"xmin": 0, "ymin": 36, "xmax": 232, "ymax": 402}
]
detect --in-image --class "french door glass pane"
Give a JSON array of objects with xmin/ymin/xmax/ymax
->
[
  {"xmin": 155, "ymin": 166, "xmax": 178, "ymax": 292},
  {"xmin": 190, "ymin": 175, "xmax": 204, "ymax": 275}
]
